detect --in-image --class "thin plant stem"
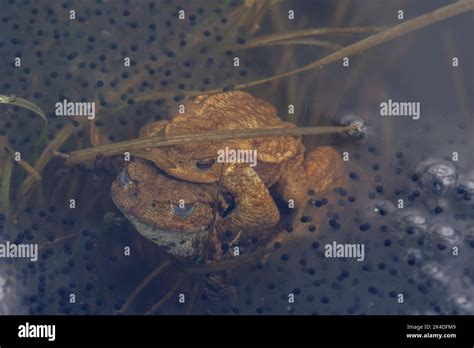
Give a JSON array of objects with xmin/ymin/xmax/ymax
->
[
  {"xmin": 18, "ymin": 124, "xmax": 74, "ymax": 202},
  {"xmin": 1, "ymin": 157, "xmax": 13, "ymax": 215},
  {"xmin": 191, "ymin": 1, "xmax": 474, "ymax": 95},
  {"xmin": 239, "ymin": 26, "xmax": 385, "ymax": 50},
  {"xmin": 186, "ymin": 280, "xmax": 203, "ymax": 314},
  {"xmin": 144, "ymin": 278, "xmax": 183, "ymax": 315},
  {"xmin": 4, "ymin": 144, "xmax": 42, "ymax": 182},
  {"xmin": 38, "ymin": 233, "xmax": 77, "ymax": 251},
  {"xmin": 117, "ymin": 261, "xmax": 171, "ymax": 314},
  {"xmin": 68, "ymin": 126, "xmax": 355, "ymax": 165}
]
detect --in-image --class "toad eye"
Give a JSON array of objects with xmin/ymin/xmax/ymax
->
[
  {"xmin": 171, "ymin": 202, "xmax": 195, "ymax": 218},
  {"xmin": 119, "ymin": 168, "xmax": 135, "ymax": 187},
  {"xmin": 196, "ymin": 158, "xmax": 215, "ymax": 171}
]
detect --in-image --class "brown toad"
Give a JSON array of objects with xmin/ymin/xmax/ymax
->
[
  {"xmin": 111, "ymin": 157, "xmax": 288, "ymax": 261},
  {"xmin": 138, "ymin": 91, "xmax": 345, "ymax": 240},
  {"xmin": 111, "ymin": 149, "xmax": 344, "ymax": 261},
  {"xmin": 111, "ymin": 158, "xmax": 221, "ymax": 259}
]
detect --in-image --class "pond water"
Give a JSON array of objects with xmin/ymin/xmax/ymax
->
[{"xmin": 0, "ymin": 0, "xmax": 472, "ymax": 315}]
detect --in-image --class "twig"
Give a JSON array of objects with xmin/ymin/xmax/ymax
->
[
  {"xmin": 1, "ymin": 157, "xmax": 13, "ymax": 214},
  {"xmin": 268, "ymin": 3, "xmax": 294, "ymax": 96},
  {"xmin": 247, "ymin": 38, "xmax": 343, "ymax": 50},
  {"xmin": 194, "ymin": 0, "xmax": 474, "ymax": 94},
  {"xmin": 186, "ymin": 280, "xmax": 203, "ymax": 315},
  {"xmin": 18, "ymin": 124, "xmax": 74, "ymax": 200},
  {"xmin": 116, "ymin": 260, "xmax": 171, "ymax": 314},
  {"xmin": 238, "ymin": 26, "xmax": 384, "ymax": 50},
  {"xmin": 331, "ymin": 0, "xmax": 350, "ymax": 26},
  {"xmin": 144, "ymin": 277, "xmax": 183, "ymax": 315},
  {"xmin": 38, "ymin": 233, "xmax": 77, "ymax": 251},
  {"xmin": 4, "ymin": 144, "xmax": 42, "ymax": 182},
  {"xmin": 68, "ymin": 126, "xmax": 355, "ymax": 165},
  {"xmin": 240, "ymin": 0, "xmax": 274, "ymax": 34},
  {"xmin": 51, "ymin": 150, "xmax": 70, "ymax": 160}
]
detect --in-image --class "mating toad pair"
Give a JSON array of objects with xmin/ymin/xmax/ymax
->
[{"xmin": 111, "ymin": 91, "xmax": 345, "ymax": 260}]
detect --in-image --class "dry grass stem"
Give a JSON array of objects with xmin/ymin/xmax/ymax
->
[{"xmin": 69, "ymin": 126, "xmax": 355, "ymax": 165}]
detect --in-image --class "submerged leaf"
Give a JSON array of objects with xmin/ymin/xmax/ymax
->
[{"xmin": 0, "ymin": 94, "xmax": 48, "ymax": 125}]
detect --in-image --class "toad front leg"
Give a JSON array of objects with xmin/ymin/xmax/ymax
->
[{"xmin": 217, "ymin": 165, "xmax": 280, "ymax": 242}]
